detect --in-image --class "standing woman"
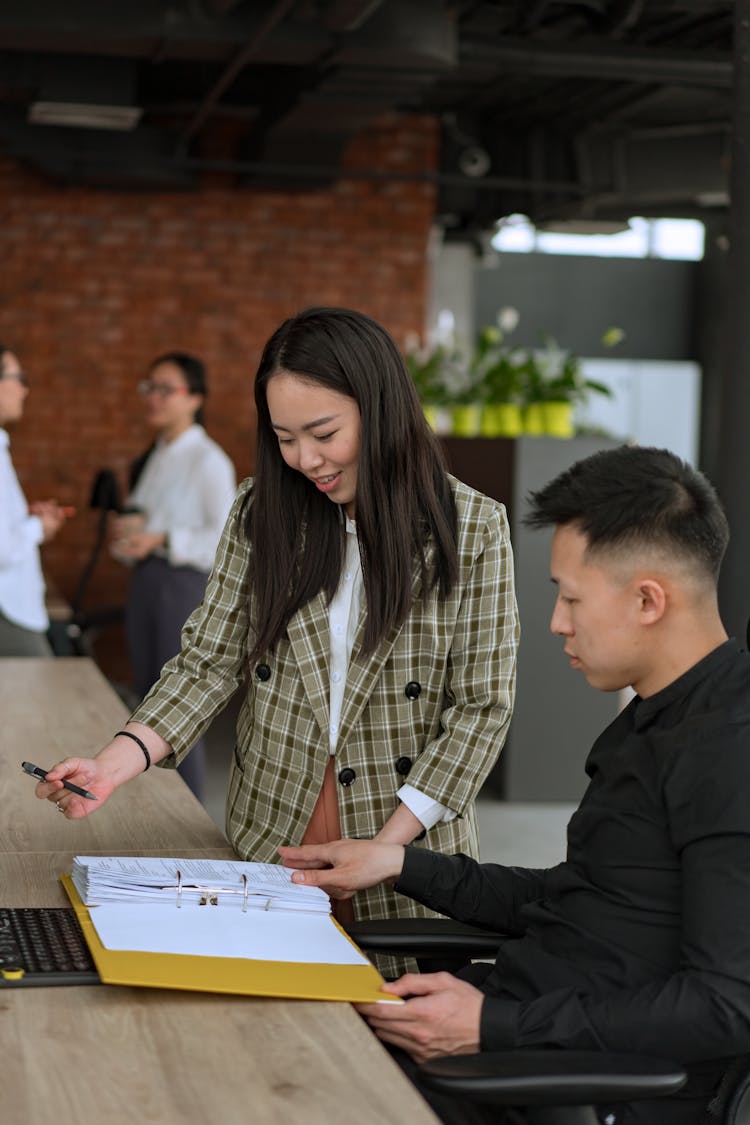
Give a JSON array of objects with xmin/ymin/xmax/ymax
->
[
  {"xmin": 39, "ymin": 309, "xmax": 518, "ymax": 940},
  {"xmin": 110, "ymin": 352, "xmax": 236, "ymax": 800}
]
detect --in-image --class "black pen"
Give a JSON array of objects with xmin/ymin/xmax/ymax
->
[{"xmin": 21, "ymin": 760, "xmax": 98, "ymax": 801}]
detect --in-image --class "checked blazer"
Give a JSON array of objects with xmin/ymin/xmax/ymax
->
[{"xmin": 132, "ymin": 475, "xmax": 519, "ymax": 933}]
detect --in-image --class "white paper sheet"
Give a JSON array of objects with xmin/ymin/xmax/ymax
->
[{"xmin": 89, "ymin": 902, "xmax": 369, "ymax": 966}]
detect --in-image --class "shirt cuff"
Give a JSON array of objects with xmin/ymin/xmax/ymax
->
[
  {"xmin": 27, "ymin": 514, "xmax": 45, "ymax": 545},
  {"xmin": 480, "ymin": 995, "xmax": 520, "ymax": 1051},
  {"xmin": 398, "ymin": 783, "xmax": 456, "ymax": 830}
]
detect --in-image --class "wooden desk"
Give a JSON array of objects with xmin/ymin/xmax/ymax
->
[{"xmin": 1, "ymin": 659, "xmax": 438, "ymax": 1125}]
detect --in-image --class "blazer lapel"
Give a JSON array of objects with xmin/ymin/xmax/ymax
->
[{"xmin": 286, "ymin": 590, "xmax": 330, "ymax": 741}]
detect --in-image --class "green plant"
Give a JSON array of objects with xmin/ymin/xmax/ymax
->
[
  {"xmin": 470, "ymin": 326, "xmax": 523, "ymax": 405},
  {"xmin": 521, "ymin": 337, "xmax": 614, "ymax": 407}
]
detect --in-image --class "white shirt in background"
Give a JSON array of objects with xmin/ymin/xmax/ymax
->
[
  {"xmin": 0, "ymin": 428, "xmax": 47, "ymax": 631},
  {"xmin": 127, "ymin": 424, "xmax": 236, "ymax": 573},
  {"xmin": 328, "ymin": 516, "xmax": 455, "ymax": 831}
]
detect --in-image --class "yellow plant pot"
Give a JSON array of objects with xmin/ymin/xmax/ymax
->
[
  {"xmin": 543, "ymin": 401, "xmax": 574, "ymax": 438},
  {"xmin": 450, "ymin": 404, "xmax": 482, "ymax": 437},
  {"xmin": 480, "ymin": 403, "xmax": 523, "ymax": 437},
  {"xmin": 422, "ymin": 405, "xmax": 452, "ymax": 435},
  {"xmin": 522, "ymin": 402, "xmax": 546, "ymax": 435}
]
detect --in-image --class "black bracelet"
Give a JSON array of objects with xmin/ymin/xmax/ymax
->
[{"xmin": 114, "ymin": 730, "xmax": 151, "ymax": 772}]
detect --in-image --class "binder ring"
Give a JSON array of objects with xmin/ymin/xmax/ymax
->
[
  {"xmin": 241, "ymin": 874, "xmax": 248, "ymax": 913},
  {"xmin": 176, "ymin": 869, "xmax": 182, "ymax": 909}
]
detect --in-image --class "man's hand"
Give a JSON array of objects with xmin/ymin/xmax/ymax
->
[
  {"xmin": 278, "ymin": 839, "xmax": 405, "ymax": 898},
  {"xmin": 356, "ymin": 973, "xmax": 483, "ymax": 1063}
]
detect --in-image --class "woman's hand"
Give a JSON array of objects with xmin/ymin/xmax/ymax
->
[
  {"xmin": 35, "ymin": 756, "xmax": 118, "ymax": 819},
  {"xmin": 30, "ymin": 499, "xmax": 75, "ymax": 542},
  {"xmin": 113, "ymin": 531, "xmax": 166, "ymax": 560},
  {"xmin": 35, "ymin": 725, "xmax": 172, "ymax": 820}
]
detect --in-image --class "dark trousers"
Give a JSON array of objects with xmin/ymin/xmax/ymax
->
[{"xmin": 125, "ymin": 555, "xmax": 208, "ymax": 800}]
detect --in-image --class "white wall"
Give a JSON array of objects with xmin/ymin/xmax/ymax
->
[{"xmin": 578, "ymin": 358, "xmax": 702, "ymax": 465}]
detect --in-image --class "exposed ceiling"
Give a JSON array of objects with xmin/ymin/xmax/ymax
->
[{"xmin": 0, "ymin": 0, "xmax": 735, "ymax": 237}]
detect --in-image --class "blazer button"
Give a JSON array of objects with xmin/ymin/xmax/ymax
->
[
  {"xmin": 338, "ymin": 767, "xmax": 356, "ymax": 788},
  {"xmin": 255, "ymin": 664, "xmax": 271, "ymax": 681},
  {"xmin": 395, "ymin": 756, "xmax": 412, "ymax": 777},
  {"xmin": 405, "ymin": 681, "xmax": 421, "ymax": 700}
]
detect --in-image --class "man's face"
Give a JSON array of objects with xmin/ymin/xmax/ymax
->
[
  {"xmin": 0, "ymin": 351, "xmax": 28, "ymax": 426},
  {"xmin": 549, "ymin": 522, "xmax": 645, "ymax": 694}
]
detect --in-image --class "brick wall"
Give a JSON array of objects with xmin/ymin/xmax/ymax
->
[{"xmin": 0, "ymin": 113, "xmax": 438, "ymax": 679}]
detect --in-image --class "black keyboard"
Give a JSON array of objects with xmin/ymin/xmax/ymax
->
[{"xmin": 0, "ymin": 907, "xmax": 100, "ymax": 987}]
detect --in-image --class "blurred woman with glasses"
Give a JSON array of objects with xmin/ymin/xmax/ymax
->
[{"xmin": 110, "ymin": 352, "xmax": 236, "ymax": 799}]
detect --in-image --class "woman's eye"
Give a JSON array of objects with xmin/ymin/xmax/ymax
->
[
  {"xmin": 277, "ymin": 437, "xmax": 293, "ymax": 446},
  {"xmin": 314, "ymin": 432, "xmax": 335, "ymax": 442}
]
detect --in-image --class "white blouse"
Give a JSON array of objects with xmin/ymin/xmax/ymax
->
[
  {"xmin": 328, "ymin": 516, "xmax": 455, "ymax": 831},
  {"xmin": 0, "ymin": 429, "xmax": 46, "ymax": 631},
  {"xmin": 128, "ymin": 425, "xmax": 236, "ymax": 573}
]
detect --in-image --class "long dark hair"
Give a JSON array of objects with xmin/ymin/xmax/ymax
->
[{"xmin": 243, "ymin": 307, "xmax": 458, "ymax": 662}]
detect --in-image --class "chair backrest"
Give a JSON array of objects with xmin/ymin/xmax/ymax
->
[{"xmin": 705, "ymin": 1057, "xmax": 750, "ymax": 1124}]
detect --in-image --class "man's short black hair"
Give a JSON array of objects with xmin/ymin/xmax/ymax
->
[{"xmin": 524, "ymin": 444, "xmax": 729, "ymax": 582}]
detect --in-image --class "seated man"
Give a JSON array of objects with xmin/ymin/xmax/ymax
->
[{"xmin": 280, "ymin": 445, "xmax": 750, "ymax": 1125}]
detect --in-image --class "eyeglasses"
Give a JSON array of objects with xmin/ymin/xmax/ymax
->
[
  {"xmin": 137, "ymin": 380, "xmax": 188, "ymax": 399},
  {"xmin": 0, "ymin": 371, "xmax": 28, "ymax": 388}
]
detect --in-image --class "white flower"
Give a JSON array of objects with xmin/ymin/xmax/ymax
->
[{"xmin": 497, "ymin": 306, "xmax": 520, "ymax": 334}]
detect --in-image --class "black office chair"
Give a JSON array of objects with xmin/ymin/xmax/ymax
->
[{"xmin": 346, "ymin": 919, "xmax": 750, "ymax": 1124}]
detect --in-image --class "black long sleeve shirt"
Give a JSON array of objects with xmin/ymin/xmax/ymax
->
[{"xmin": 396, "ymin": 640, "xmax": 750, "ymax": 1115}]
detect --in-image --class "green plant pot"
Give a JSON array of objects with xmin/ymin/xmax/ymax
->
[
  {"xmin": 543, "ymin": 401, "xmax": 574, "ymax": 438},
  {"xmin": 522, "ymin": 402, "xmax": 547, "ymax": 436},
  {"xmin": 480, "ymin": 403, "xmax": 523, "ymax": 437},
  {"xmin": 450, "ymin": 404, "xmax": 482, "ymax": 437}
]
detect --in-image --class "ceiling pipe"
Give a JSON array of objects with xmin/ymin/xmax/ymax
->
[
  {"xmin": 176, "ymin": 0, "xmax": 297, "ymax": 155},
  {"xmin": 460, "ymin": 36, "xmax": 732, "ymax": 87}
]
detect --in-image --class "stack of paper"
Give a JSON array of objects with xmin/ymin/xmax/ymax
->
[{"xmin": 72, "ymin": 855, "xmax": 330, "ymax": 913}]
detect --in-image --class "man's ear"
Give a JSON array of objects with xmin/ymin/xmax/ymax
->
[{"xmin": 637, "ymin": 578, "xmax": 667, "ymax": 623}]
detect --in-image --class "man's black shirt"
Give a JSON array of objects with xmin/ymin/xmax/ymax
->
[{"xmin": 396, "ymin": 640, "xmax": 750, "ymax": 1120}]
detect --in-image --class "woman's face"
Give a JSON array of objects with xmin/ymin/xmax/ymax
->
[
  {"xmin": 139, "ymin": 361, "xmax": 202, "ymax": 437},
  {"xmin": 265, "ymin": 371, "xmax": 361, "ymax": 517}
]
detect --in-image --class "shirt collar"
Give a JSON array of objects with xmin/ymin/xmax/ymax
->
[
  {"xmin": 632, "ymin": 638, "xmax": 740, "ymax": 730},
  {"xmin": 0, "ymin": 428, "xmax": 8, "ymax": 450},
  {"xmin": 154, "ymin": 423, "xmax": 202, "ymax": 453}
]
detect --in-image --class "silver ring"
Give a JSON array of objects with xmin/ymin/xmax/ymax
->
[{"xmin": 56, "ymin": 804, "xmax": 65, "ymax": 814}]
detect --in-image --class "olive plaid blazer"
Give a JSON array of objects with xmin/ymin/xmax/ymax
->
[{"xmin": 132, "ymin": 475, "xmax": 519, "ymax": 936}]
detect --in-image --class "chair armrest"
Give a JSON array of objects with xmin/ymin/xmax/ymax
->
[
  {"xmin": 417, "ymin": 1050, "xmax": 687, "ymax": 1107},
  {"xmin": 344, "ymin": 918, "xmax": 505, "ymax": 958}
]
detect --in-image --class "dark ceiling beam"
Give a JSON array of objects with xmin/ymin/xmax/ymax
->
[
  {"xmin": 320, "ymin": 1, "xmax": 386, "ymax": 33},
  {"xmin": 177, "ymin": 0, "xmax": 296, "ymax": 151},
  {"xmin": 460, "ymin": 36, "xmax": 732, "ymax": 87},
  {"xmin": 202, "ymin": 0, "xmax": 246, "ymax": 13}
]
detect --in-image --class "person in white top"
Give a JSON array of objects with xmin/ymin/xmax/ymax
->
[
  {"xmin": 110, "ymin": 352, "xmax": 236, "ymax": 799},
  {"xmin": 0, "ymin": 346, "xmax": 73, "ymax": 656}
]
